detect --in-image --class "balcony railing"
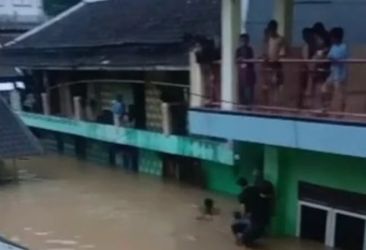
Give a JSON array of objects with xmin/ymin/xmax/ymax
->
[
  {"xmin": 17, "ymin": 111, "xmax": 234, "ymax": 165},
  {"xmin": 200, "ymin": 58, "xmax": 366, "ymax": 123}
]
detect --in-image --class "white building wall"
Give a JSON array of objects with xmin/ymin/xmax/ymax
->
[{"xmin": 0, "ymin": 0, "xmax": 44, "ymax": 23}]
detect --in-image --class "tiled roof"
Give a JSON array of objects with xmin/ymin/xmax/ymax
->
[
  {"xmin": 0, "ymin": 44, "xmax": 189, "ymax": 69},
  {"xmin": 10, "ymin": 0, "xmax": 221, "ymax": 49},
  {"xmin": 0, "ymin": 98, "xmax": 42, "ymax": 159}
]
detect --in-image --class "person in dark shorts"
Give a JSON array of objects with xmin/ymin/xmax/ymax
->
[
  {"xmin": 237, "ymin": 33, "xmax": 256, "ymax": 107},
  {"xmin": 312, "ymin": 22, "xmax": 331, "ymax": 108},
  {"xmin": 231, "ymin": 211, "xmax": 251, "ymax": 245}
]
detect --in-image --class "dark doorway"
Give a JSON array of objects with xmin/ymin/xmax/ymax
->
[
  {"xmin": 300, "ymin": 205, "xmax": 327, "ymax": 243},
  {"xmin": 335, "ymin": 214, "xmax": 365, "ymax": 250},
  {"xmin": 115, "ymin": 146, "xmax": 138, "ymax": 173},
  {"xmin": 74, "ymin": 136, "xmax": 87, "ymax": 159},
  {"xmin": 162, "ymin": 155, "xmax": 205, "ymax": 187}
]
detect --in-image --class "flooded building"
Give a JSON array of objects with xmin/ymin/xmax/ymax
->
[
  {"xmin": 0, "ymin": 0, "xmax": 237, "ymax": 192},
  {"xmin": 190, "ymin": 0, "xmax": 366, "ymax": 250},
  {"xmin": 2, "ymin": 0, "xmax": 366, "ymax": 249}
]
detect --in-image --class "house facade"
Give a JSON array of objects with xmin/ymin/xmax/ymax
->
[
  {"xmin": 3, "ymin": 0, "xmax": 366, "ymax": 248},
  {"xmin": 190, "ymin": 0, "xmax": 366, "ymax": 249},
  {"xmin": 0, "ymin": 0, "xmax": 242, "ymax": 191}
]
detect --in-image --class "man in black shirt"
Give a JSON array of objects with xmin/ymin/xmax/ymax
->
[
  {"xmin": 242, "ymin": 180, "xmax": 275, "ymax": 246},
  {"xmin": 231, "ymin": 178, "xmax": 259, "ymax": 244},
  {"xmin": 232, "ymin": 178, "xmax": 275, "ymax": 246},
  {"xmin": 237, "ymin": 177, "xmax": 259, "ymax": 215}
]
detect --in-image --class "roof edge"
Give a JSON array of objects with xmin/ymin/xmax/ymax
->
[
  {"xmin": 3, "ymin": 40, "xmax": 185, "ymax": 51},
  {"xmin": 5, "ymin": 1, "xmax": 86, "ymax": 47},
  {"xmin": 16, "ymin": 65, "xmax": 189, "ymax": 72}
]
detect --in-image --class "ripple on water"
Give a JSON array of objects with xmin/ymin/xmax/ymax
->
[{"xmin": 45, "ymin": 239, "xmax": 78, "ymax": 245}]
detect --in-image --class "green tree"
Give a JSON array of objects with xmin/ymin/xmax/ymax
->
[{"xmin": 43, "ymin": 0, "xmax": 81, "ymax": 16}]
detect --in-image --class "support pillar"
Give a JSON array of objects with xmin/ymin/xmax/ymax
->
[
  {"xmin": 274, "ymin": 0, "xmax": 294, "ymax": 43},
  {"xmin": 10, "ymin": 89, "xmax": 21, "ymax": 111},
  {"xmin": 73, "ymin": 96, "xmax": 82, "ymax": 120},
  {"xmin": 221, "ymin": 0, "xmax": 241, "ymax": 110},
  {"xmin": 189, "ymin": 49, "xmax": 205, "ymax": 107},
  {"xmin": 41, "ymin": 93, "xmax": 50, "ymax": 115},
  {"xmin": 161, "ymin": 102, "xmax": 172, "ymax": 135},
  {"xmin": 264, "ymin": 145, "xmax": 283, "ymax": 235},
  {"xmin": 241, "ymin": 0, "xmax": 250, "ymax": 33},
  {"xmin": 264, "ymin": 146, "xmax": 280, "ymax": 186}
]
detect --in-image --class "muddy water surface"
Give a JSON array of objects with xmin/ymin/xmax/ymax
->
[{"xmin": 0, "ymin": 155, "xmax": 327, "ymax": 250}]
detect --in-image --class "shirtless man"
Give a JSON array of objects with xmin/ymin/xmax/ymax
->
[{"xmin": 262, "ymin": 20, "xmax": 286, "ymax": 106}]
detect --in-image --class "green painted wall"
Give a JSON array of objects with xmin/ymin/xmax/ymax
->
[
  {"xmin": 203, "ymin": 162, "xmax": 239, "ymax": 195},
  {"xmin": 203, "ymin": 142, "xmax": 264, "ymax": 195},
  {"xmin": 265, "ymin": 146, "xmax": 366, "ymax": 236},
  {"xmin": 139, "ymin": 150, "xmax": 163, "ymax": 176},
  {"xmin": 86, "ymin": 141, "xmax": 110, "ymax": 166},
  {"xmin": 38, "ymin": 131, "xmax": 58, "ymax": 153}
]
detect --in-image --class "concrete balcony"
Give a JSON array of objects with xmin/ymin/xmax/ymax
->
[
  {"xmin": 18, "ymin": 112, "xmax": 234, "ymax": 165},
  {"xmin": 189, "ymin": 107, "xmax": 366, "ymax": 158},
  {"xmin": 189, "ymin": 55, "xmax": 366, "ymax": 158}
]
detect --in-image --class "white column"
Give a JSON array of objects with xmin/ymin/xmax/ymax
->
[
  {"xmin": 241, "ymin": 0, "xmax": 250, "ymax": 33},
  {"xmin": 41, "ymin": 93, "xmax": 50, "ymax": 115},
  {"xmin": 189, "ymin": 49, "xmax": 205, "ymax": 107},
  {"xmin": 113, "ymin": 114, "xmax": 121, "ymax": 127},
  {"xmin": 10, "ymin": 89, "xmax": 21, "ymax": 111},
  {"xmin": 161, "ymin": 102, "xmax": 172, "ymax": 135},
  {"xmin": 274, "ymin": 0, "xmax": 294, "ymax": 42},
  {"xmin": 73, "ymin": 96, "xmax": 82, "ymax": 120},
  {"xmin": 221, "ymin": 0, "xmax": 241, "ymax": 110}
]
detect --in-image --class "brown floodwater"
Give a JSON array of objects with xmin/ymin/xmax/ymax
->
[{"xmin": 0, "ymin": 155, "xmax": 328, "ymax": 250}]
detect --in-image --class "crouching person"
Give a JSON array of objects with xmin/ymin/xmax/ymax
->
[{"xmin": 231, "ymin": 211, "xmax": 252, "ymax": 245}]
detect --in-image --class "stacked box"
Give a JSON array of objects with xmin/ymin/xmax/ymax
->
[{"xmin": 145, "ymin": 85, "xmax": 163, "ymax": 132}]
